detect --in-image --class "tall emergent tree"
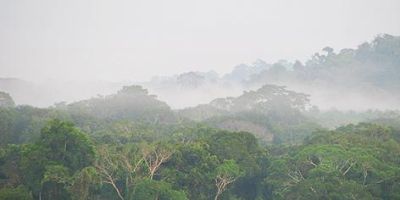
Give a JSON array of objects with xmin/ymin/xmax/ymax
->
[{"xmin": 21, "ymin": 119, "xmax": 95, "ymax": 200}]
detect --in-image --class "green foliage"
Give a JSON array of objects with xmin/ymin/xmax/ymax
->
[
  {"xmin": 248, "ymin": 34, "xmax": 400, "ymax": 94},
  {"xmin": 0, "ymin": 186, "xmax": 33, "ymax": 200},
  {"xmin": 69, "ymin": 167, "xmax": 100, "ymax": 200},
  {"xmin": 132, "ymin": 179, "xmax": 187, "ymax": 200},
  {"xmin": 42, "ymin": 165, "xmax": 71, "ymax": 185},
  {"xmin": 1, "ymin": 81, "xmax": 400, "ymax": 200},
  {"xmin": 215, "ymin": 159, "xmax": 242, "ymax": 181},
  {"xmin": 207, "ymin": 131, "xmax": 265, "ymax": 175},
  {"xmin": 67, "ymin": 85, "xmax": 176, "ymax": 123},
  {"xmin": 17, "ymin": 119, "xmax": 95, "ymax": 199},
  {"xmin": 39, "ymin": 119, "xmax": 95, "ymax": 171},
  {"xmin": 265, "ymin": 123, "xmax": 400, "ymax": 199},
  {"xmin": 161, "ymin": 141, "xmax": 219, "ymax": 200},
  {"xmin": 181, "ymin": 85, "xmax": 320, "ymax": 144},
  {"xmin": 0, "ymin": 105, "xmax": 72, "ymax": 145},
  {"xmin": 0, "ymin": 108, "xmax": 17, "ymax": 146}
]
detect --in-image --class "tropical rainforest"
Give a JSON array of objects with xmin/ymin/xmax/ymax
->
[{"xmin": 0, "ymin": 35, "xmax": 400, "ymax": 200}]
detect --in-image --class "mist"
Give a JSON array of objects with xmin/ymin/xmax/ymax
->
[
  {"xmin": 1, "ymin": 33, "xmax": 400, "ymax": 111},
  {"xmin": 2, "ymin": 1, "xmax": 400, "ymax": 199},
  {"xmin": 0, "ymin": 0, "xmax": 400, "ymax": 110}
]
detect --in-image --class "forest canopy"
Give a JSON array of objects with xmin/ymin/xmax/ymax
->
[{"xmin": 0, "ymin": 35, "xmax": 400, "ymax": 199}]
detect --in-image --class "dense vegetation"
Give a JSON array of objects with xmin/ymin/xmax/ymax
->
[
  {"xmin": 246, "ymin": 34, "xmax": 400, "ymax": 90},
  {"xmin": 0, "ymin": 35, "xmax": 400, "ymax": 199},
  {"xmin": 1, "ymin": 83, "xmax": 400, "ymax": 200}
]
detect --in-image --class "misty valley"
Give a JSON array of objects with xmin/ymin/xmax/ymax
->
[{"xmin": 0, "ymin": 35, "xmax": 399, "ymax": 200}]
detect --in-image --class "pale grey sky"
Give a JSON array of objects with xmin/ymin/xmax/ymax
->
[{"xmin": 1, "ymin": 0, "xmax": 399, "ymax": 82}]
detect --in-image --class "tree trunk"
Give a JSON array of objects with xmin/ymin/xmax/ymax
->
[{"xmin": 214, "ymin": 190, "xmax": 221, "ymax": 200}]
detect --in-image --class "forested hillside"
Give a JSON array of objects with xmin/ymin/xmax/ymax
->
[
  {"xmin": 179, "ymin": 84, "xmax": 320, "ymax": 143},
  {"xmin": 143, "ymin": 34, "xmax": 400, "ymax": 110},
  {"xmin": 2, "ymin": 35, "xmax": 400, "ymax": 110},
  {"xmin": 1, "ymin": 79, "xmax": 400, "ymax": 199},
  {"xmin": 0, "ymin": 35, "xmax": 400, "ymax": 200},
  {"xmin": 1, "ymin": 0, "xmax": 399, "ymax": 198}
]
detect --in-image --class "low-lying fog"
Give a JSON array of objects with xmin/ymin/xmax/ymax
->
[{"xmin": 1, "ymin": 34, "xmax": 400, "ymax": 112}]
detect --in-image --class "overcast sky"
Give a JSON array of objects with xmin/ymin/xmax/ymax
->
[{"xmin": 1, "ymin": 0, "xmax": 400, "ymax": 82}]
